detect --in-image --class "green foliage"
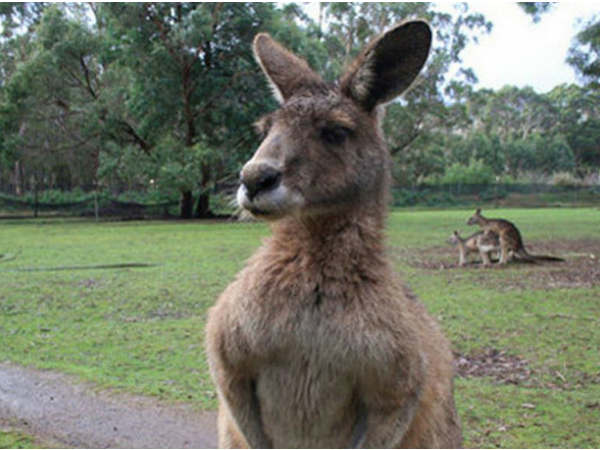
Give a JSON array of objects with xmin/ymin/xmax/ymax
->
[
  {"xmin": 567, "ymin": 15, "xmax": 600, "ymax": 86},
  {"xmin": 1, "ymin": 2, "xmax": 600, "ymax": 213},
  {"xmin": 440, "ymin": 159, "xmax": 495, "ymax": 185},
  {"xmin": 528, "ymin": 133, "xmax": 575, "ymax": 174},
  {"xmin": 450, "ymin": 131, "xmax": 504, "ymax": 174},
  {"xmin": 517, "ymin": 3, "xmax": 554, "ymax": 23},
  {"xmin": 156, "ymin": 137, "xmax": 219, "ymax": 194},
  {"xmin": 21, "ymin": 188, "xmax": 90, "ymax": 204}
]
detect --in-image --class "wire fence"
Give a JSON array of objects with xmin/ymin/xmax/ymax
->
[
  {"xmin": 392, "ymin": 183, "xmax": 600, "ymax": 208},
  {"xmin": 0, "ymin": 183, "xmax": 598, "ymax": 219},
  {"xmin": 0, "ymin": 191, "xmax": 178, "ymax": 219}
]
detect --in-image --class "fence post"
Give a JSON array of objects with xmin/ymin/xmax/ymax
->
[
  {"xmin": 33, "ymin": 184, "xmax": 39, "ymax": 218},
  {"xmin": 94, "ymin": 188, "xmax": 99, "ymax": 222}
]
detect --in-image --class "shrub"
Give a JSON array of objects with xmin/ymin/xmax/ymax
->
[
  {"xmin": 480, "ymin": 186, "xmax": 508, "ymax": 201},
  {"xmin": 551, "ymin": 172, "xmax": 583, "ymax": 187},
  {"xmin": 439, "ymin": 159, "xmax": 495, "ymax": 185},
  {"xmin": 23, "ymin": 188, "xmax": 91, "ymax": 205},
  {"xmin": 424, "ymin": 191, "xmax": 457, "ymax": 206},
  {"xmin": 392, "ymin": 189, "xmax": 422, "ymax": 207}
]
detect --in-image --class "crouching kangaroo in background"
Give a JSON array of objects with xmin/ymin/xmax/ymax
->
[
  {"xmin": 206, "ymin": 21, "xmax": 462, "ymax": 448},
  {"xmin": 448, "ymin": 230, "xmax": 500, "ymax": 266},
  {"xmin": 467, "ymin": 208, "xmax": 564, "ymax": 265}
]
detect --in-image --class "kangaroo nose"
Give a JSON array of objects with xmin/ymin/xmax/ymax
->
[{"xmin": 240, "ymin": 163, "xmax": 282, "ymax": 200}]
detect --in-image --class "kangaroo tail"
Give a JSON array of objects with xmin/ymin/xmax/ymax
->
[
  {"xmin": 517, "ymin": 248, "xmax": 564, "ymax": 262},
  {"xmin": 529, "ymin": 254, "xmax": 565, "ymax": 262}
]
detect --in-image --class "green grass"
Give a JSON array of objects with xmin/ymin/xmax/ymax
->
[
  {"xmin": 1, "ymin": 208, "xmax": 599, "ymax": 447},
  {"xmin": 0, "ymin": 430, "xmax": 38, "ymax": 449}
]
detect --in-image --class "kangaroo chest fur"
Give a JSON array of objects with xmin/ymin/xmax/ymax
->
[
  {"xmin": 245, "ymin": 286, "xmax": 362, "ymax": 448},
  {"xmin": 215, "ymin": 229, "xmax": 421, "ymax": 448}
]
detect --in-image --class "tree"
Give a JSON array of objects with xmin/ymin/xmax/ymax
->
[
  {"xmin": 568, "ymin": 15, "xmax": 600, "ymax": 87},
  {"xmin": 0, "ymin": 3, "xmax": 326, "ymax": 217},
  {"xmin": 517, "ymin": 3, "xmax": 554, "ymax": 23},
  {"xmin": 450, "ymin": 130, "xmax": 504, "ymax": 175},
  {"xmin": 98, "ymin": 3, "xmax": 324, "ymax": 218},
  {"xmin": 547, "ymin": 84, "xmax": 600, "ymax": 174},
  {"xmin": 1, "ymin": 4, "xmax": 102, "ymax": 194},
  {"xmin": 318, "ymin": 3, "xmax": 492, "ymax": 183},
  {"xmin": 525, "ymin": 133, "xmax": 575, "ymax": 175}
]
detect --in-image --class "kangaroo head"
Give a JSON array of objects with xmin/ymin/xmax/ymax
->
[
  {"xmin": 237, "ymin": 21, "xmax": 432, "ymax": 220},
  {"xmin": 447, "ymin": 230, "xmax": 461, "ymax": 245},
  {"xmin": 466, "ymin": 208, "xmax": 483, "ymax": 226}
]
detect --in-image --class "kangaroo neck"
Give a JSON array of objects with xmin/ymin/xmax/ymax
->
[
  {"xmin": 477, "ymin": 215, "xmax": 490, "ymax": 226},
  {"xmin": 270, "ymin": 207, "xmax": 387, "ymax": 266}
]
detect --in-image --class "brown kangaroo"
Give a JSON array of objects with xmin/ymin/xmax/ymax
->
[
  {"xmin": 206, "ymin": 21, "xmax": 462, "ymax": 448},
  {"xmin": 448, "ymin": 229, "xmax": 500, "ymax": 266},
  {"xmin": 466, "ymin": 208, "xmax": 564, "ymax": 264}
]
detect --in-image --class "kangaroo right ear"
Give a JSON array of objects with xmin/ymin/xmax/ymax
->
[
  {"xmin": 340, "ymin": 20, "xmax": 432, "ymax": 111},
  {"xmin": 476, "ymin": 208, "xmax": 482, "ymax": 214},
  {"xmin": 253, "ymin": 33, "xmax": 323, "ymax": 104}
]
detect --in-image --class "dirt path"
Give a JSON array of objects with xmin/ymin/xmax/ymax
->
[{"xmin": 0, "ymin": 363, "xmax": 217, "ymax": 448}]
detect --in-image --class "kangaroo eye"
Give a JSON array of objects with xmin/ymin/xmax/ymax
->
[{"xmin": 321, "ymin": 126, "xmax": 350, "ymax": 146}]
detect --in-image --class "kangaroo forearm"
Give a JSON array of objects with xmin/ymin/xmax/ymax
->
[
  {"xmin": 222, "ymin": 380, "xmax": 272, "ymax": 448},
  {"xmin": 359, "ymin": 395, "xmax": 420, "ymax": 448}
]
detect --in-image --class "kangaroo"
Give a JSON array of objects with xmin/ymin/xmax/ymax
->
[
  {"xmin": 448, "ymin": 229, "xmax": 500, "ymax": 266},
  {"xmin": 205, "ymin": 21, "xmax": 462, "ymax": 448},
  {"xmin": 466, "ymin": 208, "xmax": 564, "ymax": 264}
]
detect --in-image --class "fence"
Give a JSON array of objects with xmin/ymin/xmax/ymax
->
[
  {"xmin": 0, "ymin": 191, "xmax": 178, "ymax": 219},
  {"xmin": 392, "ymin": 183, "xmax": 600, "ymax": 207},
  {"xmin": 0, "ymin": 183, "xmax": 598, "ymax": 219}
]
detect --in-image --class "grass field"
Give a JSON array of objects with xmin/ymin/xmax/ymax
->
[
  {"xmin": 0, "ymin": 429, "xmax": 37, "ymax": 449},
  {"xmin": 1, "ymin": 208, "xmax": 599, "ymax": 447}
]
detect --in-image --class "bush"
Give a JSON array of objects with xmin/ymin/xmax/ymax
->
[
  {"xmin": 424, "ymin": 191, "xmax": 457, "ymax": 206},
  {"xmin": 439, "ymin": 159, "xmax": 495, "ymax": 185},
  {"xmin": 551, "ymin": 172, "xmax": 583, "ymax": 187},
  {"xmin": 479, "ymin": 186, "xmax": 508, "ymax": 201},
  {"xmin": 392, "ymin": 189, "xmax": 422, "ymax": 207},
  {"xmin": 114, "ymin": 190, "xmax": 177, "ymax": 205},
  {"xmin": 22, "ymin": 188, "xmax": 92, "ymax": 205}
]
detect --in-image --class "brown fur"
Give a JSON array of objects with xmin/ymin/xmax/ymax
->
[
  {"xmin": 206, "ymin": 21, "xmax": 462, "ymax": 448},
  {"xmin": 466, "ymin": 208, "xmax": 564, "ymax": 264},
  {"xmin": 448, "ymin": 229, "xmax": 500, "ymax": 266}
]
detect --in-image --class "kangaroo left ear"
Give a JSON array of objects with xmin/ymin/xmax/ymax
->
[
  {"xmin": 253, "ymin": 33, "xmax": 323, "ymax": 104},
  {"xmin": 340, "ymin": 20, "xmax": 432, "ymax": 111}
]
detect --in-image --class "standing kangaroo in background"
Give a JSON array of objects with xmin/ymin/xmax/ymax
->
[
  {"xmin": 448, "ymin": 229, "xmax": 500, "ymax": 266},
  {"xmin": 205, "ymin": 21, "xmax": 462, "ymax": 448},
  {"xmin": 467, "ymin": 208, "xmax": 564, "ymax": 264}
]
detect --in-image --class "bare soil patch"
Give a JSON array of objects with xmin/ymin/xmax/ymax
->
[
  {"xmin": 454, "ymin": 348, "xmax": 533, "ymax": 386},
  {"xmin": 454, "ymin": 348, "xmax": 600, "ymax": 391},
  {"xmin": 399, "ymin": 238, "xmax": 600, "ymax": 290}
]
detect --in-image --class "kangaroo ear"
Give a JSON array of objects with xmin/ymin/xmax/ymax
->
[
  {"xmin": 476, "ymin": 208, "xmax": 482, "ymax": 214},
  {"xmin": 340, "ymin": 20, "xmax": 431, "ymax": 111},
  {"xmin": 253, "ymin": 33, "xmax": 323, "ymax": 104}
]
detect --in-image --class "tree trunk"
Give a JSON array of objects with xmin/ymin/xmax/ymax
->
[
  {"xmin": 195, "ymin": 192, "xmax": 211, "ymax": 218},
  {"xmin": 195, "ymin": 164, "xmax": 213, "ymax": 218},
  {"xmin": 33, "ymin": 178, "xmax": 39, "ymax": 218},
  {"xmin": 180, "ymin": 190, "xmax": 194, "ymax": 219},
  {"xmin": 14, "ymin": 161, "xmax": 23, "ymax": 195}
]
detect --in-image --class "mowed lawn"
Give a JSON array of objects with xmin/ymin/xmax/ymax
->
[{"xmin": 0, "ymin": 208, "xmax": 598, "ymax": 448}]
